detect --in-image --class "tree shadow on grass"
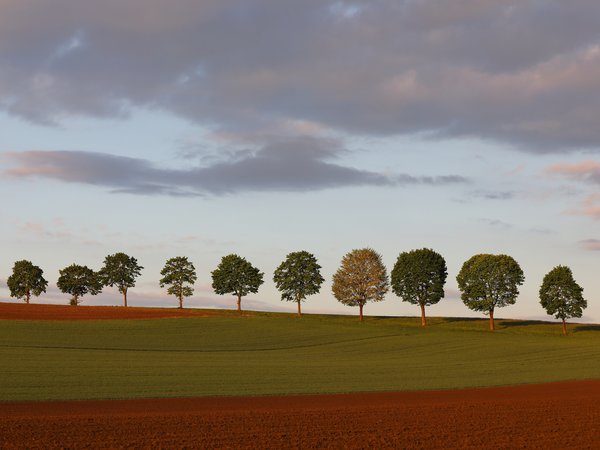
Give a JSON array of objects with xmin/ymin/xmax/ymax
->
[
  {"xmin": 573, "ymin": 325, "xmax": 600, "ymax": 333},
  {"xmin": 440, "ymin": 317, "xmax": 483, "ymax": 323},
  {"xmin": 369, "ymin": 316, "xmax": 484, "ymax": 324},
  {"xmin": 369, "ymin": 315, "xmax": 407, "ymax": 321},
  {"xmin": 499, "ymin": 320, "xmax": 544, "ymax": 329},
  {"xmin": 423, "ymin": 317, "xmax": 485, "ymax": 328}
]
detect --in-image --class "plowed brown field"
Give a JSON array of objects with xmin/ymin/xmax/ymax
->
[
  {"xmin": 1, "ymin": 380, "xmax": 598, "ymax": 449},
  {"xmin": 0, "ymin": 302, "xmax": 226, "ymax": 320}
]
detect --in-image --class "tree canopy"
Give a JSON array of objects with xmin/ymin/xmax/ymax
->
[
  {"xmin": 539, "ymin": 265, "xmax": 586, "ymax": 335},
  {"xmin": 273, "ymin": 251, "xmax": 324, "ymax": 317},
  {"xmin": 456, "ymin": 254, "xmax": 524, "ymax": 331},
  {"xmin": 391, "ymin": 248, "xmax": 447, "ymax": 326},
  {"xmin": 6, "ymin": 260, "xmax": 48, "ymax": 304},
  {"xmin": 211, "ymin": 254, "xmax": 264, "ymax": 312},
  {"xmin": 332, "ymin": 248, "xmax": 389, "ymax": 321},
  {"xmin": 159, "ymin": 256, "xmax": 197, "ymax": 309},
  {"xmin": 57, "ymin": 264, "xmax": 102, "ymax": 305},
  {"xmin": 99, "ymin": 252, "xmax": 143, "ymax": 307}
]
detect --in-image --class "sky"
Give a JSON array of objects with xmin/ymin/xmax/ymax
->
[{"xmin": 1, "ymin": 0, "xmax": 600, "ymax": 322}]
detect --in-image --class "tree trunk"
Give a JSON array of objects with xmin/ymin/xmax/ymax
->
[
  {"xmin": 562, "ymin": 318, "xmax": 567, "ymax": 336},
  {"xmin": 123, "ymin": 288, "xmax": 128, "ymax": 308},
  {"xmin": 359, "ymin": 304, "xmax": 364, "ymax": 322},
  {"xmin": 237, "ymin": 294, "xmax": 242, "ymax": 313},
  {"xmin": 26, "ymin": 289, "xmax": 30, "ymax": 305},
  {"xmin": 297, "ymin": 300, "xmax": 302, "ymax": 318},
  {"xmin": 178, "ymin": 294, "xmax": 183, "ymax": 309},
  {"xmin": 420, "ymin": 303, "xmax": 427, "ymax": 327},
  {"xmin": 489, "ymin": 308, "xmax": 495, "ymax": 331}
]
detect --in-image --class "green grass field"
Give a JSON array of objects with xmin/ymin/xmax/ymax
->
[{"xmin": 1, "ymin": 311, "xmax": 600, "ymax": 401}]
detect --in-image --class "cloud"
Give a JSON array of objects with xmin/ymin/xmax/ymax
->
[
  {"xmin": 3, "ymin": 137, "xmax": 467, "ymax": 195},
  {"xmin": 555, "ymin": 193, "xmax": 600, "ymax": 220},
  {"xmin": 546, "ymin": 163, "xmax": 600, "ymax": 219},
  {"xmin": 527, "ymin": 227, "xmax": 554, "ymax": 235},
  {"xmin": 574, "ymin": 194, "xmax": 600, "ymax": 219},
  {"xmin": 477, "ymin": 218, "xmax": 513, "ymax": 229},
  {"xmin": 18, "ymin": 221, "xmax": 72, "ymax": 240},
  {"xmin": 12, "ymin": 218, "xmax": 105, "ymax": 246},
  {"xmin": 580, "ymin": 238, "xmax": 600, "ymax": 251},
  {"xmin": 470, "ymin": 190, "xmax": 516, "ymax": 200},
  {"xmin": 546, "ymin": 161, "xmax": 600, "ymax": 183},
  {"xmin": 2, "ymin": 1, "xmax": 600, "ymax": 150}
]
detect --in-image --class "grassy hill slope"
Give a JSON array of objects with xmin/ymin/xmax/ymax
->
[{"xmin": 1, "ymin": 311, "xmax": 599, "ymax": 401}]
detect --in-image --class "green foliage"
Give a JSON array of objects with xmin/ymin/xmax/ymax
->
[
  {"xmin": 391, "ymin": 248, "xmax": 447, "ymax": 306},
  {"xmin": 211, "ymin": 254, "xmax": 264, "ymax": 311},
  {"xmin": 6, "ymin": 260, "xmax": 48, "ymax": 304},
  {"xmin": 56, "ymin": 264, "xmax": 102, "ymax": 305},
  {"xmin": 332, "ymin": 248, "xmax": 388, "ymax": 317},
  {"xmin": 540, "ymin": 266, "xmax": 586, "ymax": 320},
  {"xmin": 2, "ymin": 314, "xmax": 600, "ymax": 401},
  {"xmin": 273, "ymin": 251, "xmax": 324, "ymax": 308},
  {"xmin": 456, "ymin": 254, "xmax": 524, "ymax": 313},
  {"xmin": 159, "ymin": 256, "xmax": 197, "ymax": 308},
  {"xmin": 99, "ymin": 252, "xmax": 143, "ymax": 306}
]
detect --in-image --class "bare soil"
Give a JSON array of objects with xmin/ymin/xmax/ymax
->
[
  {"xmin": 0, "ymin": 302, "xmax": 224, "ymax": 320},
  {"xmin": 1, "ymin": 380, "xmax": 598, "ymax": 449}
]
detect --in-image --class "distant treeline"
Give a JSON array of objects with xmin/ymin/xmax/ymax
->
[{"xmin": 5, "ymin": 248, "xmax": 587, "ymax": 335}]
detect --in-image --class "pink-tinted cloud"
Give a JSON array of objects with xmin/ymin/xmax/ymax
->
[
  {"xmin": 580, "ymin": 238, "xmax": 600, "ymax": 251},
  {"xmin": 580, "ymin": 194, "xmax": 600, "ymax": 219},
  {"xmin": 546, "ymin": 161, "xmax": 600, "ymax": 178},
  {"xmin": 566, "ymin": 193, "xmax": 600, "ymax": 219},
  {"xmin": 18, "ymin": 221, "xmax": 72, "ymax": 239},
  {"xmin": 14, "ymin": 219, "xmax": 106, "ymax": 245},
  {"xmin": 505, "ymin": 164, "xmax": 525, "ymax": 177},
  {"xmin": 546, "ymin": 162, "xmax": 600, "ymax": 220},
  {"xmin": 19, "ymin": 222, "xmax": 44, "ymax": 234}
]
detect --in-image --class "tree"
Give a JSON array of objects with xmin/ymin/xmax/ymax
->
[
  {"xmin": 332, "ymin": 248, "xmax": 389, "ymax": 321},
  {"xmin": 159, "ymin": 256, "xmax": 197, "ymax": 309},
  {"xmin": 539, "ymin": 265, "xmax": 586, "ymax": 336},
  {"xmin": 99, "ymin": 252, "xmax": 143, "ymax": 307},
  {"xmin": 391, "ymin": 248, "xmax": 447, "ymax": 327},
  {"xmin": 273, "ymin": 251, "xmax": 324, "ymax": 317},
  {"xmin": 211, "ymin": 254, "xmax": 264, "ymax": 313},
  {"xmin": 57, "ymin": 264, "xmax": 102, "ymax": 305},
  {"xmin": 456, "ymin": 254, "xmax": 524, "ymax": 331},
  {"xmin": 6, "ymin": 260, "xmax": 48, "ymax": 304}
]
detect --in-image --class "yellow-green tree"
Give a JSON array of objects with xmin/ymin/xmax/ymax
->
[{"xmin": 332, "ymin": 248, "xmax": 389, "ymax": 321}]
